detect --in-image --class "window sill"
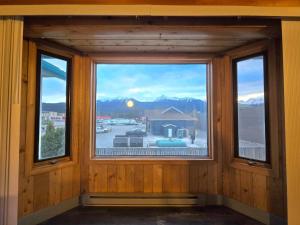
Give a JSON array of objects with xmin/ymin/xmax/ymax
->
[
  {"xmin": 90, "ymin": 155, "xmax": 215, "ymax": 165},
  {"xmin": 230, "ymin": 158, "xmax": 272, "ymax": 177},
  {"xmin": 30, "ymin": 156, "xmax": 76, "ymax": 176}
]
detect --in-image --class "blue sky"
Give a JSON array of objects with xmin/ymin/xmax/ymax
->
[
  {"xmin": 41, "ymin": 56, "xmax": 67, "ymax": 103},
  {"xmin": 40, "ymin": 56, "xmax": 265, "ymax": 104},
  {"xmin": 237, "ymin": 56, "xmax": 265, "ymax": 102},
  {"xmin": 96, "ymin": 64, "xmax": 207, "ymax": 102}
]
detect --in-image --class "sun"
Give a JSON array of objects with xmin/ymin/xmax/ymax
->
[{"xmin": 126, "ymin": 100, "xmax": 134, "ymax": 108}]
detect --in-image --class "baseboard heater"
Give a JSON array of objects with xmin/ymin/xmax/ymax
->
[{"xmin": 82, "ymin": 193, "xmax": 207, "ymax": 207}]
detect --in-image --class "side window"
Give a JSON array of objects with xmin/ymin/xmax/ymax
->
[
  {"xmin": 35, "ymin": 51, "xmax": 71, "ymax": 162},
  {"xmin": 233, "ymin": 53, "xmax": 269, "ymax": 162}
]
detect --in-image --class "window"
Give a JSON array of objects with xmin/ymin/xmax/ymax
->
[
  {"xmin": 233, "ymin": 53, "xmax": 269, "ymax": 162},
  {"xmin": 35, "ymin": 50, "xmax": 71, "ymax": 162},
  {"xmin": 95, "ymin": 63, "xmax": 209, "ymax": 158}
]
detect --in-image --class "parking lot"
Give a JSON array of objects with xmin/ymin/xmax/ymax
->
[{"xmin": 95, "ymin": 124, "xmax": 207, "ymax": 148}]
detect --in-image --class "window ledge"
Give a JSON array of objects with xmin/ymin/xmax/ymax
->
[
  {"xmin": 29, "ymin": 157, "xmax": 76, "ymax": 176},
  {"xmin": 89, "ymin": 156, "xmax": 215, "ymax": 165},
  {"xmin": 230, "ymin": 158, "xmax": 272, "ymax": 177}
]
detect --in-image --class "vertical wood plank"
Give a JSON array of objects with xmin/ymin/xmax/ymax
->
[
  {"xmin": 49, "ymin": 169, "xmax": 62, "ymax": 206},
  {"xmin": 20, "ymin": 176, "xmax": 34, "ymax": 216},
  {"xmin": 0, "ymin": 17, "xmax": 23, "ymax": 225},
  {"xmin": 153, "ymin": 164, "xmax": 163, "ymax": 193},
  {"xmin": 125, "ymin": 165, "xmax": 135, "ymax": 192},
  {"xmin": 94, "ymin": 165, "xmax": 108, "ymax": 193},
  {"xmin": 72, "ymin": 164, "xmax": 81, "ymax": 197},
  {"xmin": 240, "ymin": 171, "xmax": 253, "ymax": 206},
  {"xmin": 33, "ymin": 173, "xmax": 49, "ymax": 211},
  {"xmin": 143, "ymin": 165, "xmax": 153, "ymax": 193},
  {"xmin": 229, "ymin": 168, "xmax": 241, "ymax": 200},
  {"xmin": 189, "ymin": 164, "xmax": 208, "ymax": 193},
  {"xmin": 207, "ymin": 163, "xmax": 218, "ymax": 195},
  {"xmin": 252, "ymin": 173, "xmax": 268, "ymax": 211},
  {"xmin": 134, "ymin": 165, "xmax": 144, "ymax": 193},
  {"xmin": 61, "ymin": 166, "xmax": 73, "ymax": 200},
  {"xmin": 282, "ymin": 20, "xmax": 300, "ymax": 225},
  {"xmin": 163, "ymin": 165, "xmax": 188, "ymax": 193},
  {"xmin": 107, "ymin": 165, "xmax": 117, "ymax": 192},
  {"xmin": 117, "ymin": 164, "xmax": 126, "ymax": 192}
]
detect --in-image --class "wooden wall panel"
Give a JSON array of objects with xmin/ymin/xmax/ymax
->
[
  {"xmin": 221, "ymin": 40, "xmax": 286, "ymax": 217},
  {"xmin": 33, "ymin": 173, "xmax": 50, "ymax": 211},
  {"xmin": 49, "ymin": 169, "xmax": 62, "ymax": 206},
  {"xmin": 0, "ymin": 16, "xmax": 23, "ymax": 225},
  {"xmin": 282, "ymin": 20, "xmax": 300, "ymax": 225},
  {"xmin": 1, "ymin": 0, "xmax": 300, "ymax": 6},
  {"xmin": 87, "ymin": 163, "xmax": 220, "ymax": 194},
  {"xmin": 18, "ymin": 40, "xmax": 82, "ymax": 219},
  {"xmin": 82, "ymin": 52, "xmax": 222, "ymax": 197}
]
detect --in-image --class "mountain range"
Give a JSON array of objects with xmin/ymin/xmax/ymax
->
[{"xmin": 42, "ymin": 97, "xmax": 263, "ymax": 115}]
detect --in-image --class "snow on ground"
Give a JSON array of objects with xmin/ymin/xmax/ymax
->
[{"xmin": 95, "ymin": 124, "xmax": 207, "ymax": 148}]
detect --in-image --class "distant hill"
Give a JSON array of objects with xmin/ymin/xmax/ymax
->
[
  {"xmin": 42, "ymin": 102, "xmax": 66, "ymax": 113},
  {"xmin": 95, "ymin": 98, "xmax": 207, "ymax": 117}
]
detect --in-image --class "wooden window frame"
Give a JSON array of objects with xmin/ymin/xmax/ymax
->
[
  {"xmin": 89, "ymin": 54, "xmax": 216, "ymax": 161},
  {"xmin": 25, "ymin": 42, "xmax": 78, "ymax": 176},
  {"xmin": 232, "ymin": 51, "xmax": 270, "ymax": 164},
  {"xmin": 34, "ymin": 49, "xmax": 72, "ymax": 163},
  {"xmin": 226, "ymin": 40, "xmax": 282, "ymax": 177}
]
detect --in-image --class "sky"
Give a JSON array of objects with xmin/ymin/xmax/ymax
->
[
  {"xmin": 237, "ymin": 55, "xmax": 265, "ymax": 102},
  {"xmin": 96, "ymin": 64, "xmax": 207, "ymax": 102},
  {"xmin": 40, "ymin": 56, "xmax": 265, "ymax": 104}
]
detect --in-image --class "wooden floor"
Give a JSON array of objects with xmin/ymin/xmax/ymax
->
[{"xmin": 39, "ymin": 206, "xmax": 263, "ymax": 225}]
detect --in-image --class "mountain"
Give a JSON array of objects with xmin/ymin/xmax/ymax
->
[
  {"xmin": 42, "ymin": 102, "xmax": 66, "ymax": 113},
  {"xmin": 239, "ymin": 97, "xmax": 264, "ymax": 105},
  {"xmin": 41, "ymin": 98, "xmax": 206, "ymax": 116},
  {"xmin": 96, "ymin": 98, "xmax": 207, "ymax": 116}
]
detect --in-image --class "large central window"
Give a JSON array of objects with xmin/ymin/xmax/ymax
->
[{"xmin": 95, "ymin": 63, "xmax": 209, "ymax": 158}]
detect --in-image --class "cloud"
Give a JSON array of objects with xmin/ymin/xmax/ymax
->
[
  {"xmin": 238, "ymin": 92, "xmax": 264, "ymax": 101},
  {"xmin": 41, "ymin": 78, "xmax": 66, "ymax": 103},
  {"xmin": 96, "ymin": 64, "xmax": 207, "ymax": 101}
]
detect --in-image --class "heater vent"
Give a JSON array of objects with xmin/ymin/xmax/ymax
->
[{"xmin": 82, "ymin": 194, "xmax": 206, "ymax": 207}]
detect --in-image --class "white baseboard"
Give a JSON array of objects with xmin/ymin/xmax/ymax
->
[{"xmin": 18, "ymin": 197, "xmax": 79, "ymax": 225}]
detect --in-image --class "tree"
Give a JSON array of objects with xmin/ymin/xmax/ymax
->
[{"xmin": 41, "ymin": 121, "xmax": 65, "ymax": 158}]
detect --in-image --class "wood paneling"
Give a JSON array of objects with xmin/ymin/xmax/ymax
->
[
  {"xmin": 18, "ymin": 40, "xmax": 82, "ymax": 218},
  {"xmin": 282, "ymin": 20, "xmax": 300, "ymax": 225},
  {"xmin": 2, "ymin": 5, "xmax": 300, "ymax": 17},
  {"xmin": 88, "ymin": 163, "xmax": 219, "ymax": 194},
  {"xmin": 24, "ymin": 17, "xmax": 279, "ymax": 54},
  {"xmin": 0, "ymin": 16, "xmax": 23, "ymax": 225},
  {"xmin": 16, "ymin": 32, "xmax": 287, "ymax": 224},
  {"xmin": 82, "ymin": 49, "xmax": 222, "ymax": 196},
  {"xmin": 221, "ymin": 40, "xmax": 286, "ymax": 217},
  {"xmin": 1, "ymin": 0, "xmax": 300, "ymax": 6}
]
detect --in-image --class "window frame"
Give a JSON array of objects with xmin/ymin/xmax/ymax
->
[
  {"xmin": 34, "ymin": 49, "xmax": 72, "ymax": 163},
  {"xmin": 232, "ymin": 51, "xmax": 271, "ymax": 164},
  {"xmin": 91, "ymin": 58, "xmax": 214, "ymax": 161}
]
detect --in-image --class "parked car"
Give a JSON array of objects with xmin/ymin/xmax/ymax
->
[
  {"xmin": 126, "ymin": 129, "xmax": 147, "ymax": 137},
  {"xmin": 96, "ymin": 125, "xmax": 111, "ymax": 133}
]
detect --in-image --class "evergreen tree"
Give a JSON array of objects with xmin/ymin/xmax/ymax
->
[{"xmin": 41, "ymin": 121, "xmax": 65, "ymax": 158}]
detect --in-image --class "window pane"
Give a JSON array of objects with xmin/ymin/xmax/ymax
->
[
  {"xmin": 235, "ymin": 55, "xmax": 267, "ymax": 162},
  {"xmin": 95, "ymin": 64, "xmax": 208, "ymax": 157},
  {"xmin": 37, "ymin": 54, "xmax": 69, "ymax": 161}
]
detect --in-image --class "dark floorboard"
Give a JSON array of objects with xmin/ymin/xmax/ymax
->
[{"xmin": 39, "ymin": 206, "xmax": 264, "ymax": 225}]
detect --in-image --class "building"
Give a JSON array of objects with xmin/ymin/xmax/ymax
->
[{"xmin": 145, "ymin": 106, "xmax": 198, "ymax": 137}]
